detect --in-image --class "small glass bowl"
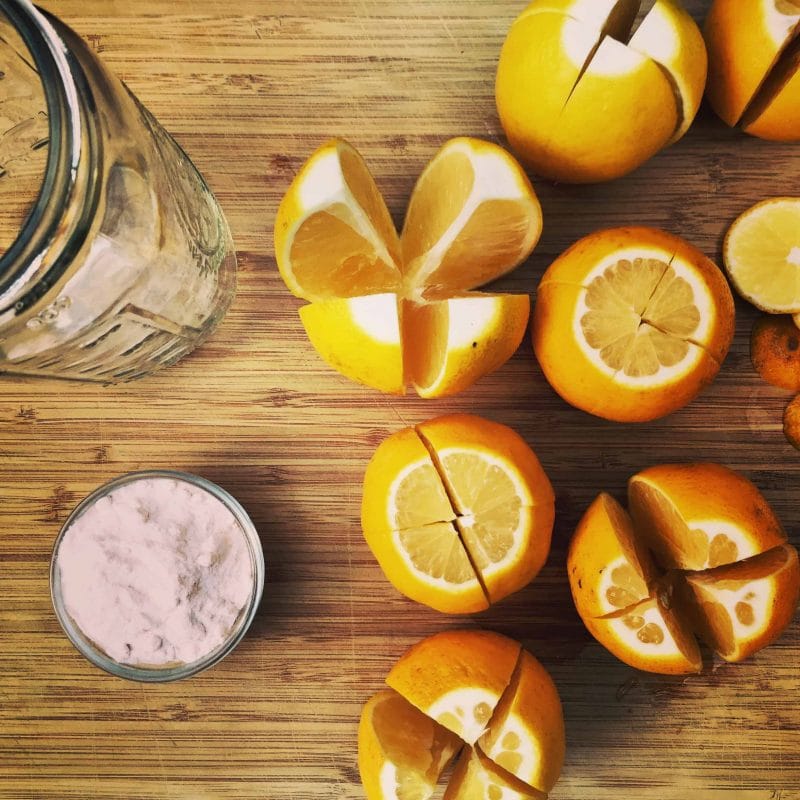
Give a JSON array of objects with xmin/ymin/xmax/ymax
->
[{"xmin": 50, "ymin": 470, "xmax": 265, "ymax": 682}]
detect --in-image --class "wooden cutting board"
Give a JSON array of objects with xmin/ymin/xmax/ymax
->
[{"xmin": 2, "ymin": 1, "xmax": 799, "ymax": 798}]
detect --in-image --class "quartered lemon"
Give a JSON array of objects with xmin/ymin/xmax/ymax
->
[
  {"xmin": 359, "ymin": 689, "xmax": 462, "ymax": 800},
  {"xmin": 532, "ymin": 226, "xmax": 735, "ymax": 422},
  {"xmin": 569, "ymin": 463, "xmax": 800, "ymax": 673},
  {"xmin": 723, "ymin": 197, "xmax": 800, "ymax": 313},
  {"xmin": 496, "ymin": 0, "xmax": 708, "ymax": 183},
  {"xmin": 444, "ymin": 747, "xmax": 546, "ymax": 800},
  {"xmin": 361, "ymin": 414, "xmax": 554, "ymax": 614},
  {"xmin": 275, "ymin": 138, "xmax": 541, "ymax": 396},
  {"xmin": 704, "ymin": 0, "xmax": 800, "ymax": 141}
]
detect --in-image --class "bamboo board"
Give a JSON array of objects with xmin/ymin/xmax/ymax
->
[{"xmin": 1, "ymin": 1, "xmax": 799, "ymax": 798}]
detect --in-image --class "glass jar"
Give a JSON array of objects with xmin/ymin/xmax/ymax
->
[{"xmin": 0, "ymin": 1, "xmax": 237, "ymax": 382}]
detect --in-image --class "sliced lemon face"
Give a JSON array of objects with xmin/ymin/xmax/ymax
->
[
  {"xmin": 274, "ymin": 139, "xmax": 402, "ymax": 302},
  {"xmin": 724, "ymin": 197, "xmax": 800, "ymax": 313},
  {"xmin": 395, "ymin": 523, "xmax": 481, "ymax": 588},
  {"xmin": 400, "ymin": 138, "xmax": 542, "ymax": 298}
]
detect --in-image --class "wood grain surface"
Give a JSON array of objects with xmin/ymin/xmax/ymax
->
[{"xmin": 1, "ymin": 1, "xmax": 800, "ymax": 798}]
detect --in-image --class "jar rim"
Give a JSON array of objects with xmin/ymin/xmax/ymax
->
[
  {"xmin": 50, "ymin": 470, "xmax": 266, "ymax": 682},
  {"xmin": 0, "ymin": 0, "xmax": 85, "ymax": 316}
]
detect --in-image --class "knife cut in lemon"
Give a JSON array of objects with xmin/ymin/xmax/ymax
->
[
  {"xmin": 496, "ymin": 0, "xmax": 707, "ymax": 183},
  {"xmin": 477, "ymin": 650, "xmax": 565, "ymax": 794},
  {"xmin": 532, "ymin": 227, "xmax": 735, "ymax": 422},
  {"xmin": 704, "ymin": 0, "xmax": 800, "ymax": 140},
  {"xmin": 299, "ymin": 293, "xmax": 404, "ymax": 394},
  {"xmin": 359, "ymin": 688, "xmax": 462, "ymax": 800},
  {"xmin": 275, "ymin": 138, "xmax": 541, "ymax": 396},
  {"xmin": 723, "ymin": 197, "xmax": 800, "ymax": 313},
  {"xmin": 404, "ymin": 295, "xmax": 530, "ymax": 399},
  {"xmin": 444, "ymin": 747, "xmax": 546, "ymax": 800},
  {"xmin": 362, "ymin": 415, "xmax": 555, "ymax": 613},
  {"xmin": 386, "ymin": 630, "xmax": 521, "ymax": 746},
  {"xmin": 680, "ymin": 544, "xmax": 800, "ymax": 663}
]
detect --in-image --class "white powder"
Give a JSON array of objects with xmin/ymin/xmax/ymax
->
[{"xmin": 56, "ymin": 477, "xmax": 254, "ymax": 667}]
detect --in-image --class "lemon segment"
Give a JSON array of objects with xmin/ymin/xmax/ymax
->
[
  {"xmin": 401, "ymin": 139, "xmax": 542, "ymax": 297},
  {"xmin": 274, "ymin": 139, "xmax": 402, "ymax": 302},
  {"xmin": 299, "ymin": 293, "xmax": 405, "ymax": 393},
  {"xmin": 404, "ymin": 294, "xmax": 530, "ymax": 399}
]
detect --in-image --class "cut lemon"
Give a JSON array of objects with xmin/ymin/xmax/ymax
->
[
  {"xmin": 400, "ymin": 138, "xmax": 542, "ymax": 297},
  {"xmin": 416, "ymin": 414, "xmax": 554, "ymax": 606},
  {"xmin": 358, "ymin": 689, "xmax": 462, "ymax": 800},
  {"xmin": 299, "ymin": 293, "xmax": 404, "ymax": 394},
  {"xmin": 274, "ymin": 139, "xmax": 401, "ymax": 302},
  {"xmin": 444, "ymin": 747, "xmax": 546, "ymax": 800},
  {"xmin": 704, "ymin": 0, "xmax": 800, "ymax": 139},
  {"xmin": 568, "ymin": 493, "xmax": 656, "ymax": 620},
  {"xmin": 477, "ymin": 650, "xmax": 565, "ymax": 793},
  {"xmin": 361, "ymin": 425, "xmax": 486, "ymax": 614},
  {"xmin": 570, "ymin": 463, "xmax": 798, "ymax": 673},
  {"xmin": 404, "ymin": 295, "xmax": 530, "ymax": 399},
  {"xmin": 723, "ymin": 197, "xmax": 800, "ymax": 313},
  {"xmin": 362, "ymin": 415, "xmax": 554, "ymax": 613},
  {"xmin": 628, "ymin": 463, "xmax": 787, "ymax": 571},
  {"xmin": 361, "ymin": 414, "xmax": 555, "ymax": 613},
  {"xmin": 681, "ymin": 544, "xmax": 800, "ymax": 663},
  {"xmin": 496, "ymin": 0, "xmax": 707, "ymax": 183},
  {"xmin": 750, "ymin": 314, "xmax": 800, "ymax": 390},
  {"xmin": 275, "ymin": 138, "xmax": 539, "ymax": 396},
  {"xmin": 386, "ymin": 630, "xmax": 521, "ymax": 745},
  {"xmin": 533, "ymin": 227, "xmax": 735, "ymax": 422}
]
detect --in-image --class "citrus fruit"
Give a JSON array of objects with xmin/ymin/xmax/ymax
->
[
  {"xmin": 723, "ymin": 197, "xmax": 800, "ymax": 313},
  {"xmin": 680, "ymin": 544, "xmax": 800, "ymax": 662},
  {"xmin": 628, "ymin": 463, "xmax": 787, "ymax": 571},
  {"xmin": 274, "ymin": 138, "xmax": 402, "ymax": 302},
  {"xmin": 299, "ymin": 294, "xmax": 404, "ymax": 394},
  {"xmin": 444, "ymin": 747, "xmax": 546, "ymax": 800},
  {"xmin": 704, "ymin": 0, "xmax": 800, "ymax": 141},
  {"xmin": 784, "ymin": 395, "xmax": 800, "ymax": 449},
  {"xmin": 362, "ymin": 414, "xmax": 555, "ymax": 613},
  {"xmin": 359, "ymin": 630, "xmax": 565, "ymax": 798},
  {"xmin": 532, "ymin": 227, "xmax": 735, "ymax": 422},
  {"xmin": 495, "ymin": 0, "xmax": 707, "ymax": 183},
  {"xmin": 569, "ymin": 463, "xmax": 799, "ymax": 673},
  {"xmin": 358, "ymin": 689, "xmax": 462, "ymax": 800},
  {"xmin": 386, "ymin": 630, "xmax": 522, "ymax": 745},
  {"xmin": 404, "ymin": 294, "xmax": 530, "ymax": 399},
  {"xmin": 751, "ymin": 315, "xmax": 800, "ymax": 390},
  {"xmin": 275, "ymin": 138, "xmax": 542, "ymax": 396},
  {"xmin": 477, "ymin": 650, "xmax": 565, "ymax": 793}
]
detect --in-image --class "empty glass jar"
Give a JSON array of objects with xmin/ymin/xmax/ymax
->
[{"xmin": 0, "ymin": 1, "xmax": 236, "ymax": 382}]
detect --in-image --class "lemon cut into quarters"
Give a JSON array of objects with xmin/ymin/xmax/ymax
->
[
  {"xmin": 359, "ymin": 630, "xmax": 565, "ymax": 800},
  {"xmin": 495, "ymin": 0, "xmax": 708, "ymax": 182},
  {"xmin": 532, "ymin": 226, "xmax": 735, "ymax": 422},
  {"xmin": 361, "ymin": 414, "xmax": 555, "ymax": 615},
  {"xmin": 723, "ymin": 197, "xmax": 800, "ymax": 314},
  {"xmin": 568, "ymin": 464, "xmax": 800, "ymax": 674},
  {"xmin": 274, "ymin": 138, "xmax": 542, "ymax": 397}
]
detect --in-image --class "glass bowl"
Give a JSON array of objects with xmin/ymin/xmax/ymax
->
[{"xmin": 50, "ymin": 470, "xmax": 264, "ymax": 682}]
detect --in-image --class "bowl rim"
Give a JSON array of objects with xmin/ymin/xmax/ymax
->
[{"xmin": 49, "ymin": 469, "xmax": 265, "ymax": 683}]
